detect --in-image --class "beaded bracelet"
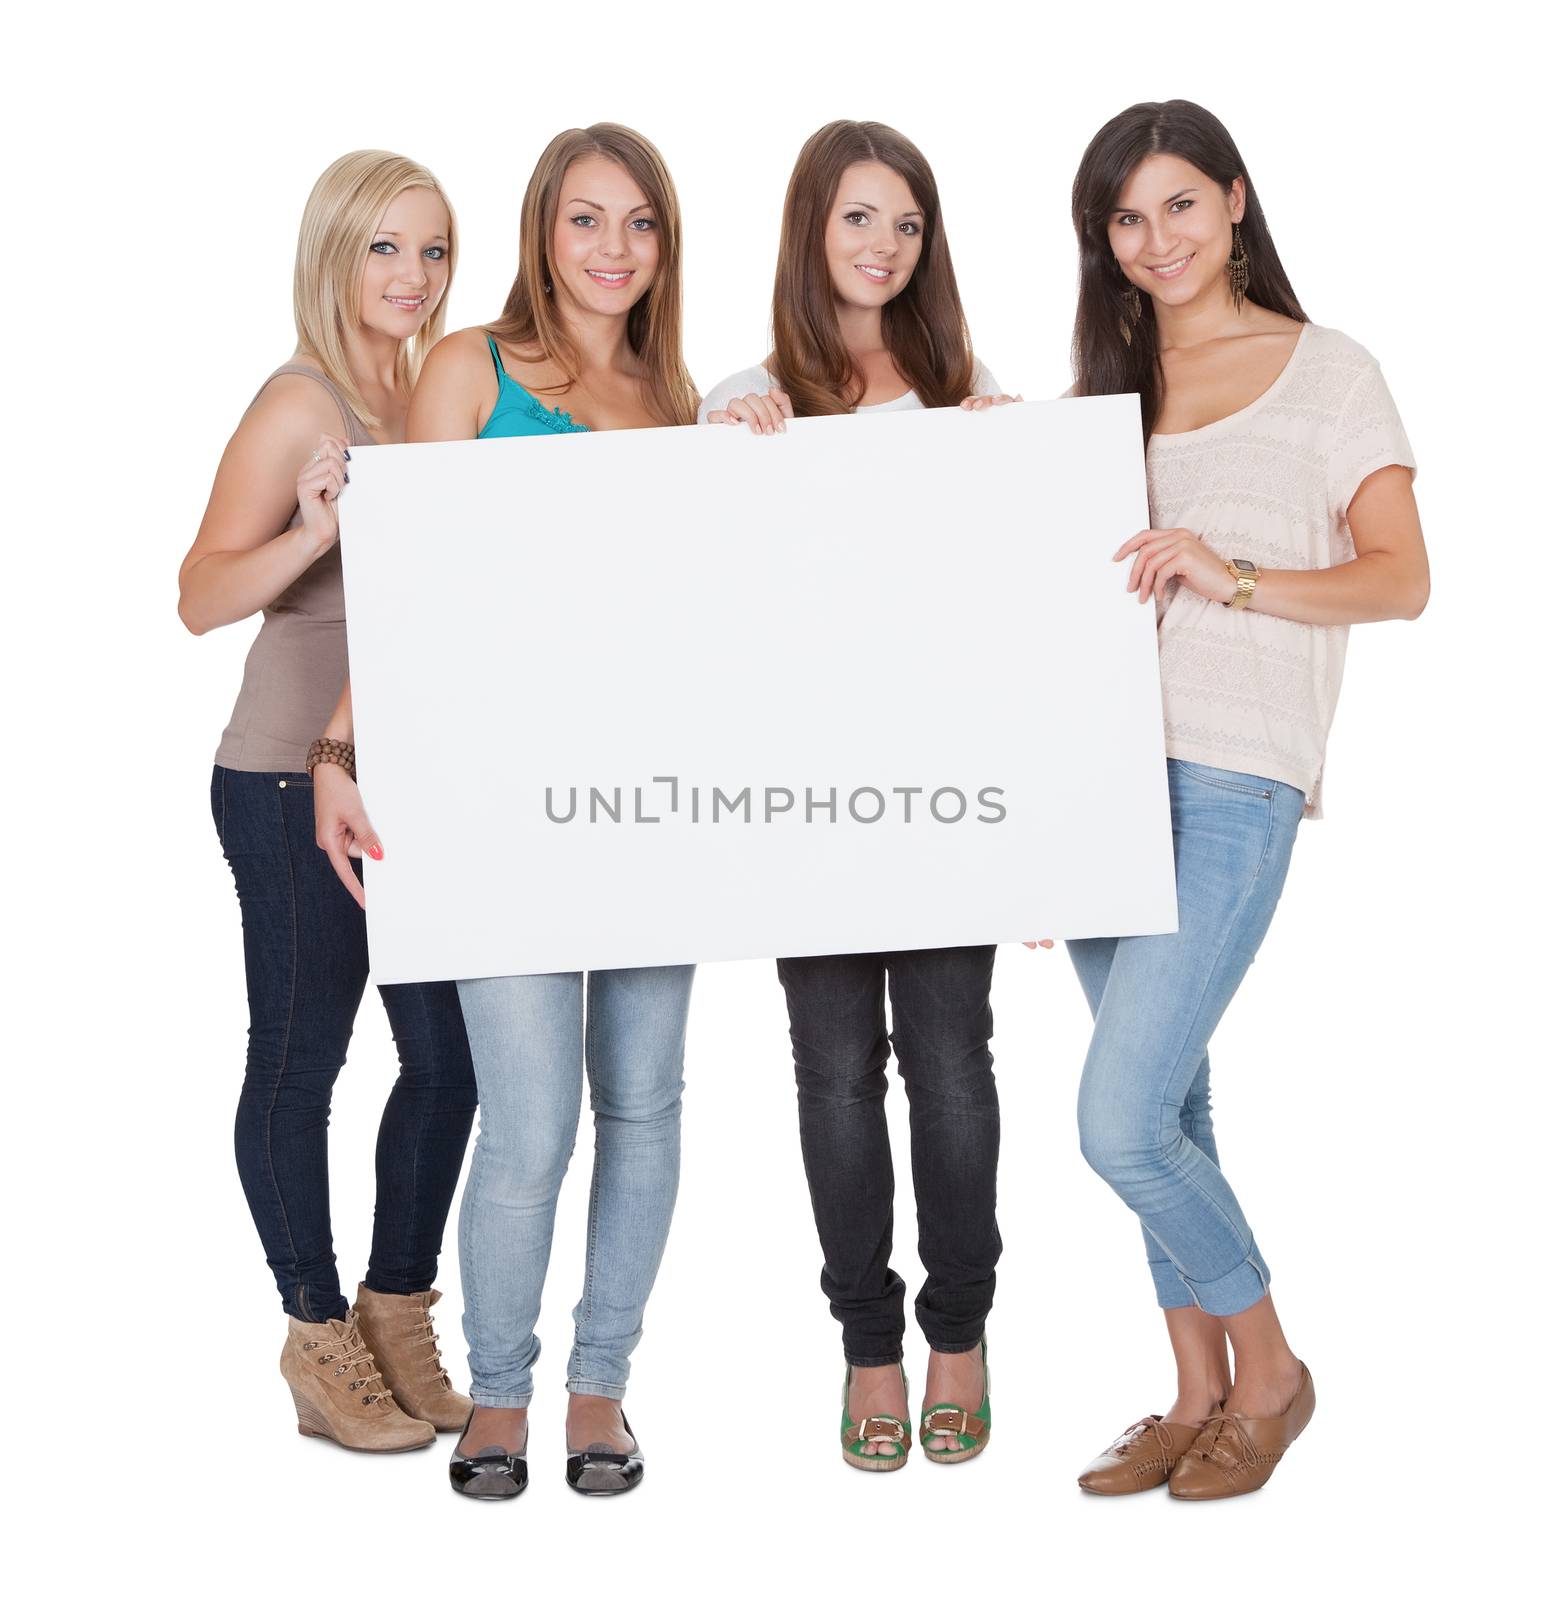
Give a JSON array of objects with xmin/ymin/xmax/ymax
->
[{"xmin": 306, "ymin": 737, "xmax": 356, "ymax": 779}]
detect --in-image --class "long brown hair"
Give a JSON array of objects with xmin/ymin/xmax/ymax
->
[
  {"xmin": 770, "ymin": 121, "xmax": 975, "ymax": 417},
  {"xmin": 1070, "ymin": 100, "xmax": 1306, "ymax": 441},
  {"xmin": 486, "ymin": 123, "xmax": 698, "ymax": 427},
  {"xmin": 293, "ymin": 150, "xmax": 457, "ymax": 429}
]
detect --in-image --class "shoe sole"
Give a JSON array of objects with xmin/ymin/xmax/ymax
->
[
  {"xmin": 294, "ymin": 1398, "xmax": 434, "ymax": 1453},
  {"xmin": 922, "ymin": 1439, "xmax": 988, "ymax": 1465},
  {"xmin": 843, "ymin": 1450, "xmax": 910, "ymax": 1473}
]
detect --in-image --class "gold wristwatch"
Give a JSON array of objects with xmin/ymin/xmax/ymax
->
[{"xmin": 1225, "ymin": 559, "xmax": 1259, "ymax": 610}]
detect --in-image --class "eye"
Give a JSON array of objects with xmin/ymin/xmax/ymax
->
[
  {"xmin": 424, "ymin": 245, "xmax": 446, "ymax": 260},
  {"xmin": 628, "ymin": 217, "xmax": 656, "ymax": 231},
  {"xmin": 843, "ymin": 211, "xmax": 870, "ymax": 226},
  {"xmin": 1115, "ymin": 214, "xmax": 1141, "ymax": 227},
  {"xmin": 570, "ymin": 213, "xmax": 597, "ymax": 228},
  {"xmin": 898, "ymin": 221, "xmax": 921, "ymax": 236},
  {"xmin": 370, "ymin": 240, "xmax": 398, "ymax": 254},
  {"xmin": 1169, "ymin": 198, "xmax": 1194, "ymax": 214}
]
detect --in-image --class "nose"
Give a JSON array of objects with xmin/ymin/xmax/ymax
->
[
  {"xmin": 1148, "ymin": 216, "xmax": 1178, "ymax": 257},
  {"xmin": 872, "ymin": 235, "xmax": 897, "ymax": 258},
  {"xmin": 598, "ymin": 226, "xmax": 630, "ymax": 259},
  {"xmin": 399, "ymin": 257, "xmax": 429, "ymax": 288}
]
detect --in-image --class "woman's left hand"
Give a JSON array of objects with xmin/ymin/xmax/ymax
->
[
  {"xmin": 1114, "ymin": 528, "xmax": 1237, "ymax": 605},
  {"xmin": 961, "ymin": 392, "xmax": 1023, "ymax": 412}
]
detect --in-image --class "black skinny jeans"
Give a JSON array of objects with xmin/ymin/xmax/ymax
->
[
  {"xmin": 212, "ymin": 766, "xmax": 478, "ymax": 1323},
  {"xmin": 777, "ymin": 946, "xmax": 1000, "ymax": 1365}
]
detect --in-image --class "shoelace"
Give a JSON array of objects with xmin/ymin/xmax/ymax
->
[
  {"xmin": 1191, "ymin": 1413, "xmax": 1261, "ymax": 1469},
  {"xmin": 1111, "ymin": 1418, "xmax": 1173, "ymax": 1457},
  {"xmin": 407, "ymin": 1305, "xmax": 452, "ymax": 1386},
  {"xmin": 302, "ymin": 1323, "xmax": 396, "ymax": 1406}
]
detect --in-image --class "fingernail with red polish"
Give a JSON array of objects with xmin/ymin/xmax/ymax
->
[{"xmin": 367, "ymin": 843, "xmax": 384, "ymax": 860}]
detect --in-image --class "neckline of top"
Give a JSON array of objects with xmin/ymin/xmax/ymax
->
[
  {"xmin": 484, "ymin": 333, "xmax": 589, "ymax": 432},
  {"xmin": 1147, "ymin": 322, "xmax": 1314, "ymax": 444}
]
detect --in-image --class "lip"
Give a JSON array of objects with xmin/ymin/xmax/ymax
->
[
  {"xmin": 855, "ymin": 264, "xmax": 893, "ymax": 281},
  {"xmin": 1146, "ymin": 253, "xmax": 1195, "ymax": 282},
  {"xmin": 383, "ymin": 294, "xmax": 426, "ymax": 309},
  {"xmin": 586, "ymin": 268, "xmax": 636, "ymax": 288}
]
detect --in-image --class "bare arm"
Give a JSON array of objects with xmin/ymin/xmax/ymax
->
[
  {"xmin": 1119, "ymin": 466, "xmax": 1430, "ymax": 624},
  {"xmin": 178, "ymin": 375, "xmax": 348, "ymax": 634}
]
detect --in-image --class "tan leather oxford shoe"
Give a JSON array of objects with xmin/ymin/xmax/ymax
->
[
  {"xmin": 1078, "ymin": 1414, "xmax": 1206, "ymax": 1495},
  {"xmin": 1168, "ymin": 1364, "xmax": 1315, "ymax": 1500}
]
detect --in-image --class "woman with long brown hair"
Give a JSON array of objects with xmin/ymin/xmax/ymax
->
[
  {"xmin": 179, "ymin": 151, "xmax": 475, "ymax": 1454},
  {"xmin": 1066, "ymin": 100, "xmax": 1428, "ymax": 1500},
  {"xmin": 313, "ymin": 125, "xmax": 697, "ymax": 1500},
  {"xmin": 700, "ymin": 120, "xmax": 1020, "ymax": 1473}
]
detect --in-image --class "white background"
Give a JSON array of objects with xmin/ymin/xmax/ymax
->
[{"xmin": 8, "ymin": 2, "xmax": 1536, "ymax": 1594}]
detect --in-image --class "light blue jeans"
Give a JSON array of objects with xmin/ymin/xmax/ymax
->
[
  {"xmin": 1067, "ymin": 760, "xmax": 1305, "ymax": 1316},
  {"xmin": 455, "ymin": 965, "xmax": 695, "ymax": 1406}
]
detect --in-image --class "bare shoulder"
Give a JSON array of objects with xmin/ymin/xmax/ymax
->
[
  {"xmin": 422, "ymin": 325, "xmax": 499, "ymax": 378},
  {"xmin": 236, "ymin": 367, "xmax": 345, "ymax": 453}
]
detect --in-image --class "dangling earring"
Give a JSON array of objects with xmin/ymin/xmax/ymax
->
[
  {"xmin": 1228, "ymin": 223, "xmax": 1250, "ymax": 310},
  {"xmin": 543, "ymin": 280, "xmax": 553, "ymax": 296},
  {"xmin": 1119, "ymin": 284, "xmax": 1143, "ymax": 346}
]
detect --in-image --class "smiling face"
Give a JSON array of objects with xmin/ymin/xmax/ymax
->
[
  {"xmin": 549, "ymin": 153, "xmax": 660, "ymax": 318},
  {"xmin": 823, "ymin": 161, "xmax": 924, "ymax": 312},
  {"xmin": 1106, "ymin": 153, "xmax": 1243, "ymax": 310},
  {"xmin": 357, "ymin": 184, "xmax": 451, "ymax": 338}
]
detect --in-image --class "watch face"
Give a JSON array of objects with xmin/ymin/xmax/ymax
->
[{"xmin": 1233, "ymin": 560, "xmax": 1258, "ymax": 574}]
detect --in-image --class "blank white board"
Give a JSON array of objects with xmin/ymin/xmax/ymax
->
[{"xmin": 340, "ymin": 395, "xmax": 1176, "ymax": 983}]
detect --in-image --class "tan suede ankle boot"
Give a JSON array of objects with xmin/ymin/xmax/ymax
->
[
  {"xmin": 352, "ymin": 1284, "xmax": 473, "ymax": 1432},
  {"xmin": 280, "ymin": 1308, "xmax": 436, "ymax": 1452}
]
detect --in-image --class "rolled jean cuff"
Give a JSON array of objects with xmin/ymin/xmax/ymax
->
[
  {"xmin": 845, "ymin": 1347, "xmax": 905, "ymax": 1369},
  {"xmin": 567, "ymin": 1379, "xmax": 628, "ymax": 1400},
  {"xmin": 469, "ymin": 1387, "xmax": 533, "ymax": 1409},
  {"xmin": 1178, "ymin": 1249, "xmax": 1271, "ymax": 1317},
  {"xmin": 1148, "ymin": 1257, "xmax": 1195, "ymax": 1311}
]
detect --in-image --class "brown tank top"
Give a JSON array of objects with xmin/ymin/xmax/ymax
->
[{"xmin": 213, "ymin": 364, "xmax": 375, "ymax": 772}]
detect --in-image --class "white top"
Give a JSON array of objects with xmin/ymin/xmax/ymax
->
[
  {"xmin": 1146, "ymin": 321, "xmax": 1416, "ymax": 818},
  {"xmin": 697, "ymin": 360, "xmax": 1001, "ymax": 422}
]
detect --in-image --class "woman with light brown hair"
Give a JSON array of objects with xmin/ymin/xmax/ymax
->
[
  {"xmin": 313, "ymin": 124, "xmax": 697, "ymax": 1500},
  {"xmin": 700, "ymin": 120, "xmax": 1020, "ymax": 1473},
  {"xmin": 178, "ymin": 151, "xmax": 476, "ymax": 1454}
]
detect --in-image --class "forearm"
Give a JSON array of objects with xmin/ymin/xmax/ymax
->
[
  {"xmin": 178, "ymin": 525, "xmax": 327, "ymax": 634},
  {"xmin": 1247, "ymin": 551, "xmax": 1429, "ymax": 626},
  {"xmin": 324, "ymin": 680, "xmax": 354, "ymax": 742}
]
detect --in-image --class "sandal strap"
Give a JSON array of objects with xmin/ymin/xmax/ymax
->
[
  {"xmin": 844, "ymin": 1414, "xmax": 908, "ymax": 1446},
  {"xmin": 920, "ymin": 1405, "xmax": 987, "ymax": 1439}
]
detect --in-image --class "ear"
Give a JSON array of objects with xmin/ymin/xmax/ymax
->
[{"xmin": 1229, "ymin": 178, "xmax": 1247, "ymax": 226}]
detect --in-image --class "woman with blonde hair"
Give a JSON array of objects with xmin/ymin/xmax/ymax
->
[
  {"xmin": 700, "ymin": 119, "xmax": 1019, "ymax": 1474},
  {"xmin": 313, "ymin": 124, "xmax": 698, "ymax": 1499},
  {"xmin": 180, "ymin": 150, "xmax": 475, "ymax": 1454}
]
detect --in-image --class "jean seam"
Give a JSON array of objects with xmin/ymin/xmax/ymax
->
[
  {"xmin": 575, "ymin": 976, "xmax": 600, "ymax": 1385},
  {"xmin": 1145, "ymin": 862, "xmax": 1269, "ymax": 1269},
  {"xmin": 271, "ymin": 777, "xmax": 306, "ymax": 1317}
]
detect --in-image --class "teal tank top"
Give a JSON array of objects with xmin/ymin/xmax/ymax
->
[{"xmin": 477, "ymin": 333, "xmax": 590, "ymax": 438}]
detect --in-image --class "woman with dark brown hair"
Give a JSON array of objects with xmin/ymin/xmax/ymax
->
[
  {"xmin": 700, "ymin": 120, "xmax": 1020, "ymax": 1473},
  {"xmin": 1065, "ymin": 100, "xmax": 1427, "ymax": 1501},
  {"xmin": 314, "ymin": 124, "xmax": 698, "ymax": 1500}
]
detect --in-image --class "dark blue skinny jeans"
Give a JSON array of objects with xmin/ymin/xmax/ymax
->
[{"xmin": 211, "ymin": 765, "xmax": 477, "ymax": 1323}]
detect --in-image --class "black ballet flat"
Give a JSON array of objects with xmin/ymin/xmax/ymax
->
[
  {"xmin": 449, "ymin": 1413, "xmax": 529, "ymax": 1500},
  {"xmin": 565, "ymin": 1411, "xmax": 644, "ymax": 1497}
]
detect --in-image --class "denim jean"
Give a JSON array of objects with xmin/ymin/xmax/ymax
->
[
  {"xmin": 776, "ymin": 946, "xmax": 1000, "ymax": 1365},
  {"xmin": 1067, "ymin": 759, "xmax": 1305, "ymax": 1316},
  {"xmin": 455, "ymin": 965, "xmax": 695, "ymax": 1406},
  {"xmin": 211, "ymin": 766, "xmax": 478, "ymax": 1323}
]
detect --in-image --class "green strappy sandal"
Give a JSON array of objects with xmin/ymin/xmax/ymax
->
[
  {"xmin": 840, "ymin": 1365, "xmax": 912, "ymax": 1473},
  {"xmin": 919, "ymin": 1340, "xmax": 991, "ymax": 1464}
]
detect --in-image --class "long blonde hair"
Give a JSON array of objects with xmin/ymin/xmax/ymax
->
[
  {"xmin": 487, "ymin": 124, "xmax": 697, "ymax": 428},
  {"xmin": 292, "ymin": 150, "xmax": 457, "ymax": 428}
]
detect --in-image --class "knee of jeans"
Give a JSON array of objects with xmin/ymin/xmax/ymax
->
[
  {"xmin": 1078, "ymin": 1101, "xmax": 1174, "ymax": 1189},
  {"xmin": 473, "ymin": 1116, "xmax": 575, "ymax": 1195},
  {"xmin": 791, "ymin": 1037, "xmax": 888, "ymax": 1104},
  {"xmin": 591, "ymin": 1068, "xmax": 684, "ymax": 1127}
]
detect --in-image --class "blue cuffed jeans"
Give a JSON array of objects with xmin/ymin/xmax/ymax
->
[
  {"xmin": 455, "ymin": 965, "xmax": 695, "ymax": 1407},
  {"xmin": 1067, "ymin": 759, "xmax": 1305, "ymax": 1316}
]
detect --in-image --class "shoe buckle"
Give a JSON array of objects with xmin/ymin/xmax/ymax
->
[
  {"xmin": 857, "ymin": 1417, "xmax": 904, "ymax": 1443},
  {"xmin": 927, "ymin": 1409, "xmax": 966, "ymax": 1433}
]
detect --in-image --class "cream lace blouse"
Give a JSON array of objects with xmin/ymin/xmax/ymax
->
[{"xmin": 1146, "ymin": 322, "xmax": 1416, "ymax": 817}]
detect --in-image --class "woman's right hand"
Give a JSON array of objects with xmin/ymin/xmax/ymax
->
[
  {"xmin": 296, "ymin": 431, "xmax": 350, "ymax": 555},
  {"xmin": 314, "ymin": 760, "xmax": 382, "ymax": 909},
  {"xmin": 705, "ymin": 390, "xmax": 792, "ymax": 435}
]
